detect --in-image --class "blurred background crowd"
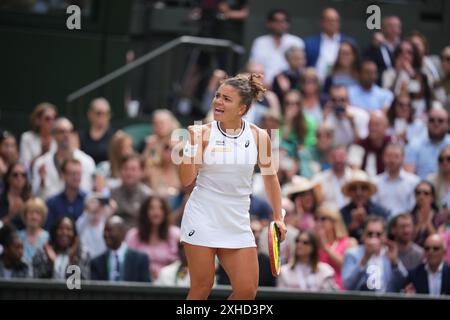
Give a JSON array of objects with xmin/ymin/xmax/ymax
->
[{"xmin": 1, "ymin": 0, "xmax": 450, "ymax": 297}]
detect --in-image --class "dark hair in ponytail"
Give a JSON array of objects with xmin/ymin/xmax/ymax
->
[{"xmin": 221, "ymin": 73, "xmax": 267, "ymax": 115}]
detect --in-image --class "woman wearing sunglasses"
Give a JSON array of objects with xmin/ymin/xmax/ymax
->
[
  {"xmin": 428, "ymin": 146, "xmax": 450, "ymax": 209},
  {"xmin": 277, "ymin": 230, "xmax": 338, "ymax": 291},
  {"xmin": 0, "ymin": 162, "xmax": 32, "ymax": 229},
  {"xmin": 315, "ymin": 206, "xmax": 357, "ymax": 290},
  {"xmin": 410, "ymin": 181, "xmax": 445, "ymax": 247}
]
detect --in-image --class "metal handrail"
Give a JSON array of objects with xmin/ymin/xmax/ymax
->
[{"xmin": 66, "ymin": 36, "xmax": 245, "ymax": 103}]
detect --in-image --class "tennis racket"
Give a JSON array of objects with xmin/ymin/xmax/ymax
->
[{"xmin": 268, "ymin": 209, "xmax": 286, "ymax": 277}]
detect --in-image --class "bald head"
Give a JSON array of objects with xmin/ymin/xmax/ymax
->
[
  {"xmin": 52, "ymin": 117, "xmax": 74, "ymax": 150},
  {"xmin": 424, "ymin": 234, "xmax": 446, "ymax": 269},
  {"xmin": 104, "ymin": 216, "xmax": 126, "ymax": 250},
  {"xmin": 321, "ymin": 8, "xmax": 340, "ymax": 36}
]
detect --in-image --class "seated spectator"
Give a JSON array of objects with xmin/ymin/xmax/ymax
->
[
  {"xmin": 299, "ymin": 68, "xmax": 323, "ymax": 125},
  {"xmin": 382, "ymin": 40, "xmax": 431, "ymax": 120},
  {"xmin": 304, "ymin": 8, "xmax": 356, "ymax": 83},
  {"xmin": 312, "ymin": 145, "xmax": 354, "ymax": 210},
  {"xmin": 283, "ymin": 176, "xmax": 320, "ymax": 231},
  {"xmin": 386, "ymin": 93, "xmax": 427, "ymax": 145},
  {"xmin": 97, "ymin": 130, "xmax": 134, "ymax": 190},
  {"xmin": 323, "ymin": 40, "xmax": 360, "ymax": 94},
  {"xmin": 342, "ymin": 216, "xmax": 407, "ymax": 292},
  {"xmin": 33, "ymin": 216, "xmax": 90, "ymax": 280},
  {"xmin": 143, "ymin": 142, "xmax": 181, "ymax": 209},
  {"xmin": 125, "ymin": 195, "xmax": 180, "ymax": 280},
  {"xmin": 90, "ymin": 216, "xmax": 150, "ymax": 282},
  {"xmin": 428, "ymin": 146, "xmax": 450, "ymax": 208},
  {"xmin": 315, "ymin": 206, "xmax": 357, "ymax": 290},
  {"xmin": 340, "ymin": 170, "xmax": 390, "ymax": 241},
  {"xmin": 272, "ymin": 46, "xmax": 306, "ymax": 102},
  {"xmin": 258, "ymin": 198, "xmax": 299, "ymax": 265},
  {"xmin": 298, "ymin": 124, "xmax": 333, "ymax": 178},
  {"xmin": 388, "ymin": 213, "xmax": 424, "ymax": 270},
  {"xmin": 408, "ymin": 31, "xmax": 442, "ymax": 86},
  {"xmin": 402, "ymin": 234, "xmax": 450, "ymax": 296},
  {"xmin": 433, "ymin": 46, "xmax": 450, "ymax": 105},
  {"xmin": 76, "ymin": 193, "xmax": 115, "ymax": 259},
  {"xmin": 249, "ymin": 9, "xmax": 304, "ymax": 87},
  {"xmin": 348, "ymin": 111, "xmax": 391, "ymax": 176},
  {"xmin": 45, "ymin": 159, "xmax": 87, "ymax": 230},
  {"xmin": 348, "ymin": 60, "xmax": 394, "ymax": 112},
  {"xmin": 110, "ymin": 154, "xmax": 152, "ymax": 229},
  {"xmin": 0, "ymin": 224, "xmax": 29, "ymax": 278},
  {"xmin": 32, "ymin": 117, "xmax": 95, "ymax": 199},
  {"xmin": 19, "ymin": 102, "xmax": 57, "ymax": 168},
  {"xmin": 411, "ymin": 181, "xmax": 443, "ymax": 247},
  {"xmin": 78, "ymin": 98, "xmax": 115, "ymax": 165},
  {"xmin": 323, "ymin": 85, "xmax": 369, "ymax": 146},
  {"xmin": 154, "ymin": 242, "xmax": 190, "ymax": 287},
  {"xmin": 17, "ymin": 197, "xmax": 49, "ymax": 266},
  {"xmin": 404, "ymin": 106, "xmax": 450, "ymax": 179},
  {"xmin": 0, "ymin": 162, "xmax": 31, "ymax": 229},
  {"xmin": 140, "ymin": 109, "xmax": 180, "ymax": 161},
  {"xmin": 372, "ymin": 143, "xmax": 420, "ymax": 216},
  {"xmin": 217, "ymin": 219, "xmax": 276, "ymax": 287},
  {"xmin": 364, "ymin": 15, "xmax": 401, "ymax": 82},
  {"xmin": 0, "ymin": 131, "xmax": 19, "ymax": 179},
  {"xmin": 277, "ymin": 230, "xmax": 338, "ymax": 291},
  {"xmin": 281, "ymin": 90, "xmax": 317, "ymax": 150}
]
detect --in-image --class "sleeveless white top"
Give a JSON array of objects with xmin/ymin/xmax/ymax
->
[{"xmin": 180, "ymin": 119, "xmax": 259, "ymax": 248}]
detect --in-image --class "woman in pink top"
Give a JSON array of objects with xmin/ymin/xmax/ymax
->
[
  {"xmin": 126, "ymin": 195, "xmax": 180, "ymax": 280},
  {"xmin": 315, "ymin": 206, "xmax": 357, "ymax": 290}
]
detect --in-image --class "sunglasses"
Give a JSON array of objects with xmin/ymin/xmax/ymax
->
[
  {"xmin": 429, "ymin": 117, "xmax": 447, "ymax": 125},
  {"xmin": 12, "ymin": 172, "xmax": 27, "ymax": 178},
  {"xmin": 316, "ymin": 216, "xmax": 333, "ymax": 222},
  {"xmin": 439, "ymin": 156, "xmax": 450, "ymax": 164},
  {"xmin": 424, "ymin": 246, "xmax": 442, "ymax": 252},
  {"xmin": 415, "ymin": 190, "xmax": 431, "ymax": 196},
  {"xmin": 296, "ymin": 239, "xmax": 311, "ymax": 245},
  {"xmin": 349, "ymin": 184, "xmax": 369, "ymax": 192},
  {"xmin": 366, "ymin": 231, "xmax": 383, "ymax": 238},
  {"xmin": 442, "ymin": 56, "xmax": 450, "ymax": 62},
  {"xmin": 396, "ymin": 102, "xmax": 410, "ymax": 108},
  {"xmin": 331, "ymin": 97, "xmax": 347, "ymax": 103}
]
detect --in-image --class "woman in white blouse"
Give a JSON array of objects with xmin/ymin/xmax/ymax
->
[{"xmin": 277, "ymin": 230, "xmax": 338, "ymax": 291}]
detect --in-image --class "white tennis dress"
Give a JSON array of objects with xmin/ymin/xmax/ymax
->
[{"xmin": 181, "ymin": 119, "xmax": 258, "ymax": 248}]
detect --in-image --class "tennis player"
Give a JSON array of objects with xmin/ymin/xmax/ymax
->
[{"xmin": 179, "ymin": 73, "xmax": 287, "ymax": 300}]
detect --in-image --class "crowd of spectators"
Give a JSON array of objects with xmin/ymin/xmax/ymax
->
[{"xmin": 1, "ymin": 5, "xmax": 450, "ymax": 297}]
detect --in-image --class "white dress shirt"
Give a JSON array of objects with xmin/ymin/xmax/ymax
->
[
  {"xmin": 249, "ymin": 33, "xmax": 304, "ymax": 85},
  {"xmin": 372, "ymin": 170, "xmax": 421, "ymax": 216},
  {"xmin": 316, "ymin": 33, "xmax": 341, "ymax": 83},
  {"xmin": 426, "ymin": 262, "xmax": 444, "ymax": 296}
]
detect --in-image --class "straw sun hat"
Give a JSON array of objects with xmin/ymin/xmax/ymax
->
[{"xmin": 341, "ymin": 170, "xmax": 377, "ymax": 197}]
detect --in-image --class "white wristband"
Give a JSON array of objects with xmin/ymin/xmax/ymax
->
[{"xmin": 183, "ymin": 141, "xmax": 199, "ymax": 157}]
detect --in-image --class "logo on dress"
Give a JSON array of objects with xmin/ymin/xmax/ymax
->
[
  {"xmin": 188, "ymin": 230, "xmax": 195, "ymax": 236},
  {"xmin": 245, "ymin": 140, "xmax": 250, "ymax": 148},
  {"xmin": 216, "ymin": 140, "xmax": 225, "ymax": 146}
]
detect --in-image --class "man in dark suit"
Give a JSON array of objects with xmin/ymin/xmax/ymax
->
[
  {"xmin": 364, "ymin": 16, "xmax": 402, "ymax": 83},
  {"xmin": 304, "ymin": 7, "xmax": 356, "ymax": 82},
  {"xmin": 403, "ymin": 234, "xmax": 450, "ymax": 296},
  {"xmin": 90, "ymin": 216, "xmax": 151, "ymax": 282}
]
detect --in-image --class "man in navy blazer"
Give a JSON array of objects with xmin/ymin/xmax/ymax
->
[
  {"xmin": 304, "ymin": 8, "xmax": 356, "ymax": 82},
  {"xmin": 403, "ymin": 234, "xmax": 450, "ymax": 296},
  {"xmin": 91, "ymin": 216, "xmax": 151, "ymax": 282}
]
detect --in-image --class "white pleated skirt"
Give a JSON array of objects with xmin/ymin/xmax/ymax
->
[{"xmin": 180, "ymin": 186, "xmax": 256, "ymax": 249}]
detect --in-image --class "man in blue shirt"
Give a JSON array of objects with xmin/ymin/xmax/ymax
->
[
  {"xmin": 405, "ymin": 107, "xmax": 450, "ymax": 179},
  {"xmin": 348, "ymin": 60, "xmax": 393, "ymax": 112},
  {"xmin": 45, "ymin": 159, "xmax": 87, "ymax": 230}
]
